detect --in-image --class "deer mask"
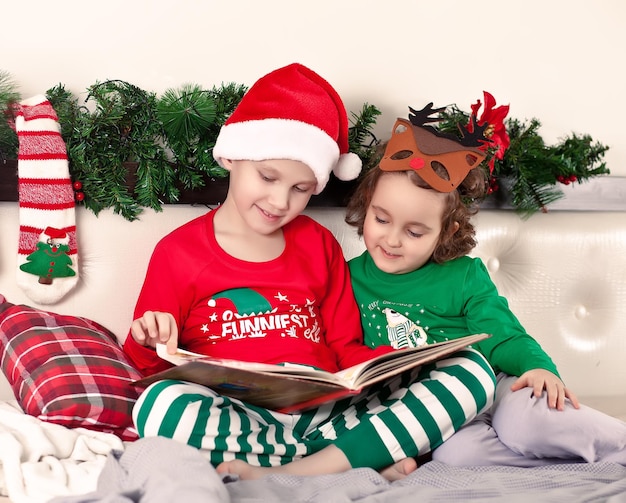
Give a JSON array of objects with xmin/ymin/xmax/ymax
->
[{"xmin": 380, "ymin": 104, "xmax": 487, "ymax": 192}]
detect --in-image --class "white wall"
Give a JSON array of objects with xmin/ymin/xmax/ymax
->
[{"xmin": 2, "ymin": 0, "xmax": 624, "ymax": 175}]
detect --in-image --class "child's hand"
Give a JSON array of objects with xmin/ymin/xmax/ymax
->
[
  {"xmin": 510, "ymin": 369, "xmax": 580, "ymax": 411},
  {"xmin": 130, "ymin": 311, "xmax": 179, "ymax": 355}
]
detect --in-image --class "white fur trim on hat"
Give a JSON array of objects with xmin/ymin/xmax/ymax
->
[{"xmin": 214, "ymin": 118, "xmax": 345, "ymax": 194}]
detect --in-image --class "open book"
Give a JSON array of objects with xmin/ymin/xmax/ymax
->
[{"xmin": 135, "ymin": 333, "xmax": 490, "ymax": 413}]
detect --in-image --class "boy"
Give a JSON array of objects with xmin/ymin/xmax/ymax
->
[{"xmin": 124, "ymin": 64, "xmax": 496, "ymax": 479}]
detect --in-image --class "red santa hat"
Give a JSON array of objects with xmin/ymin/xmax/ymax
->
[{"xmin": 212, "ymin": 63, "xmax": 361, "ymax": 194}]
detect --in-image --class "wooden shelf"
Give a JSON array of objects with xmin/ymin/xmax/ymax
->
[
  {"xmin": 2, "ymin": 158, "xmax": 624, "ymax": 211},
  {"xmin": 479, "ymin": 175, "xmax": 626, "ymax": 212}
]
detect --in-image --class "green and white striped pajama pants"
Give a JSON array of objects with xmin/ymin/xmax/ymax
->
[{"xmin": 133, "ymin": 348, "xmax": 496, "ymax": 470}]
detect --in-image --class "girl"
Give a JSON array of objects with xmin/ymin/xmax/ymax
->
[{"xmin": 345, "ymin": 112, "xmax": 626, "ymax": 466}]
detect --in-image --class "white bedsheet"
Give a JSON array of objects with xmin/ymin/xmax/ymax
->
[{"xmin": 0, "ymin": 401, "xmax": 124, "ymax": 503}]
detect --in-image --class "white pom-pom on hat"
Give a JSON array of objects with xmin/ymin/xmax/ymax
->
[{"xmin": 334, "ymin": 152, "xmax": 362, "ymax": 182}]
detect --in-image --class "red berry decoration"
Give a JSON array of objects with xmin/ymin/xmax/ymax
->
[
  {"xmin": 75, "ymin": 191, "xmax": 85, "ymax": 202},
  {"xmin": 73, "ymin": 180, "xmax": 83, "ymax": 190}
]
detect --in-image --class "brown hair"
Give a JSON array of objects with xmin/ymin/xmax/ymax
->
[{"xmin": 345, "ymin": 163, "xmax": 488, "ymax": 263}]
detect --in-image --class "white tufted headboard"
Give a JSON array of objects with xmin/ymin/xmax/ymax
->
[
  {"xmin": 0, "ymin": 201, "xmax": 625, "ymax": 420},
  {"xmin": 469, "ymin": 211, "xmax": 626, "ymax": 419}
]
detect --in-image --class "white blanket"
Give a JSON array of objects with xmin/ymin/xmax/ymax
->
[{"xmin": 0, "ymin": 401, "xmax": 124, "ymax": 503}]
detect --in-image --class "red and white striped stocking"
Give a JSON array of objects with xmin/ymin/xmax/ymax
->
[{"xmin": 14, "ymin": 95, "xmax": 78, "ymax": 305}]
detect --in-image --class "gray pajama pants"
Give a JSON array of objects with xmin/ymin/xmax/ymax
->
[
  {"xmin": 433, "ymin": 373, "xmax": 626, "ymax": 466},
  {"xmin": 133, "ymin": 348, "xmax": 496, "ymax": 470}
]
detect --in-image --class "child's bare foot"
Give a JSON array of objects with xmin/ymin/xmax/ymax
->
[
  {"xmin": 379, "ymin": 457, "xmax": 418, "ymax": 481},
  {"xmin": 217, "ymin": 445, "xmax": 352, "ymax": 480},
  {"xmin": 217, "ymin": 459, "xmax": 277, "ymax": 480}
]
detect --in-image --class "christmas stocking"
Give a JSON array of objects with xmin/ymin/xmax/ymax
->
[{"xmin": 14, "ymin": 95, "xmax": 79, "ymax": 305}]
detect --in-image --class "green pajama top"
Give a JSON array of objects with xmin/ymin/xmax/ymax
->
[{"xmin": 348, "ymin": 253, "xmax": 559, "ymax": 378}]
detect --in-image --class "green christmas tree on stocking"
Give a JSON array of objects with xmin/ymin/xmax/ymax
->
[{"xmin": 20, "ymin": 227, "xmax": 76, "ymax": 285}]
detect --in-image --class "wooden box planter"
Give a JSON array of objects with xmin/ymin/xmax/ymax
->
[
  {"xmin": 0, "ymin": 159, "xmax": 357, "ymax": 208},
  {"xmin": 0, "ymin": 160, "xmax": 18, "ymax": 202}
]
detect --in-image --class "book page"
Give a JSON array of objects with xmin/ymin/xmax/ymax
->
[
  {"xmin": 335, "ymin": 333, "xmax": 490, "ymax": 388},
  {"xmin": 155, "ymin": 344, "xmax": 349, "ymax": 385}
]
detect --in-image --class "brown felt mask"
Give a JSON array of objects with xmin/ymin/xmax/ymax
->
[{"xmin": 380, "ymin": 118, "xmax": 486, "ymax": 192}]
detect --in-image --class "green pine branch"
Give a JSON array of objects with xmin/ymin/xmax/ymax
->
[
  {"xmin": 157, "ymin": 82, "xmax": 246, "ymax": 185},
  {"xmin": 0, "ymin": 70, "xmax": 19, "ymax": 158},
  {"xmin": 496, "ymin": 117, "xmax": 610, "ymax": 214},
  {"xmin": 348, "ymin": 103, "xmax": 382, "ymax": 171}
]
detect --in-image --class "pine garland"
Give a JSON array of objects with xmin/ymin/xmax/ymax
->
[
  {"xmin": 43, "ymin": 80, "xmax": 248, "ymax": 220},
  {"xmin": 438, "ymin": 105, "xmax": 610, "ymax": 216},
  {"xmin": 48, "ymin": 81, "xmax": 172, "ymax": 220},
  {"xmin": 22, "ymin": 78, "xmax": 380, "ymax": 221},
  {"xmin": 0, "ymin": 71, "xmax": 611, "ymax": 219}
]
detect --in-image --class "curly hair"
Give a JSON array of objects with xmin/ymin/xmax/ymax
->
[{"xmin": 345, "ymin": 164, "xmax": 488, "ymax": 263}]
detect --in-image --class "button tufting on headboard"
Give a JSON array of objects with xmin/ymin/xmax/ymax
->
[
  {"xmin": 575, "ymin": 305, "xmax": 590, "ymax": 320},
  {"xmin": 486, "ymin": 257, "xmax": 500, "ymax": 273}
]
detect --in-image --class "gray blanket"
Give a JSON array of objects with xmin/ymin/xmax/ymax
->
[
  {"xmin": 237, "ymin": 462, "xmax": 626, "ymax": 502},
  {"xmin": 51, "ymin": 437, "xmax": 626, "ymax": 503}
]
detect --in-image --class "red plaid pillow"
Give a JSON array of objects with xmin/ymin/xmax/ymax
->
[{"xmin": 0, "ymin": 299, "xmax": 140, "ymax": 440}]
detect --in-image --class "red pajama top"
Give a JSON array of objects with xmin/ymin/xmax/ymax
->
[{"xmin": 123, "ymin": 208, "xmax": 392, "ymax": 376}]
